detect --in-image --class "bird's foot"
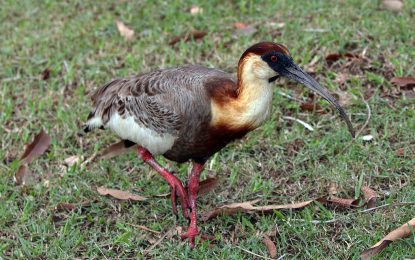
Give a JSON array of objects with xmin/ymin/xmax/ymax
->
[
  {"xmin": 168, "ymin": 174, "xmax": 190, "ymax": 219},
  {"xmin": 136, "ymin": 146, "xmax": 190, "ymax": 218},
  {"xmin": 180, "ymin": 227, "xmax": 215, "ymax": 248}
]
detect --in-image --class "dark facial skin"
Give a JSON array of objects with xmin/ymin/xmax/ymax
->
[{"xmin": 262, "ymin": 52, "xmax": 355, "ymax": 138}]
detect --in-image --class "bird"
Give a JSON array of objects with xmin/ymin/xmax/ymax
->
[{"xmin": 84, "ymin": 42, "xmax": 355, "ymax": 248}]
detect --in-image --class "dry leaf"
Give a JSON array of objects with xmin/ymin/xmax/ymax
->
[
  {"xmin": 15, "ymin": 130, "xmax": 51, "ymax": 185},
  {"xmin": 325, "ymin": 196, "xmax": 358, "ymax": 208},
  {"xmin": 202, "ymin": 186, "xmax": 379, "ymax": 222},
  {"xmin": 202, "ymin": 199, "xmax": 314, "ymax": 221},
  {"xmin": 390, "ymin": 77, "xmax": 415, "ymax": 87},
  {"xmin": 15, "ymin": 165, "xmax": 32, "ymax": 185},
  {"xmin": 116, "ymin": 20, "xmax": 134, "ymax": 41},
  {"xmin": 40, "ymin": 68, "xmax": 50, "ymax": 80},
  {"xmin": 97, "ymin": 186, "xmax": 147, "ymax": 201},
  {"xmin": 395, "ymin": 147, "xmax": 404, "ymax": 157},
  {"xmin": 64, "ymin": 155, "xmax": 81, "ymax": 167},
  {"xmin": 300, "ymin": 102, "xmax": 324, "ymax": 113},
  {"xmin": 234, "ymin": 22, "xmax": 247, "ymax": 29},
  {"xmin": 190, "ymin": 6, "xmax": 202, "ymax": 15},
  {"xmin": 100, "ymin": 140, "xmax": 135, "ymax": 160},
  {"xmin": 197, "ymin": 177, "xmax": 219, "ymax": 196},
  {"xmin": 381, "ymin": 0, "xmax": 403, "ymax": 12},
  {"xmin": 168, "ymin": 31, "xmax": 207, "ymax": 46},
  {"xmin": 263, "ymin": 235, "xmax": 277, "ymax": 258},
  {"xmin": 325, "ymin": 53, "xmax": 359, "ymax": 62},
  {"xmin": 55, "ymin": 202, "xmax": 76, "ymax": 212},
  {"xmin": 395, "ymin": 147, "xmax": 410, "ymax": 157},
  {"xmin": 361, "ymin": 186, "xmax": 377, "ymax": 209},
  {"xmin": 234, "ymin": 22, "xmax": 257, "ymax": 36},
  {"xmin": 20, "ymin": 129, "xmax": 51, "ymax": 164},
  {"xmin": 361, "ymin": 217, "xmax": 415, "ymax": 259}
]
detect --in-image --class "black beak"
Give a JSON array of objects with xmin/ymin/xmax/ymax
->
[{"xmin": 279, "ymin": 63, "xmax": 355, "ymax": 138}]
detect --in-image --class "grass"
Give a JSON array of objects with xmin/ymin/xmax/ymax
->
[{"xmin": 1, "ymin": 0, "xmax": 414, "ymax": 258}]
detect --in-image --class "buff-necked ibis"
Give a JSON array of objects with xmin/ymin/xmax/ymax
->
[{"xmin": 84, "ymin": 42, "xmax": 355, "ymax": 247}]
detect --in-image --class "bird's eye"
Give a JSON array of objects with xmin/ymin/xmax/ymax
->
[{"xmin": 270, "ymin": 55, "xmax": 277, "ymax": 62}]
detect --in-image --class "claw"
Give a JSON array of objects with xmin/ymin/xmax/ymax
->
[
  {"xmin": 168, "ymin": 176, "xmax": 190, "ymax": 219},
  {"xmin": 180, "ymin": 229, "xmax": 215, "ymax": 248}
]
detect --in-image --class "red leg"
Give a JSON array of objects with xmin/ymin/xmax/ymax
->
[
  {"xmin": 137, "ymin": 146, "xmax": 190, "ymax": 219},
  {"xmin": 180, "ymin": 162, "xmax": 214, "ymax": 248}
]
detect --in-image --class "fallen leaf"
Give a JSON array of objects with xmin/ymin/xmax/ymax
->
[
  {"xmin": 300, "ymin": 102, "xmax": 324, "ymax": 113},
  {"xmin": 15, "ymin": 130, "xmax": 51, "ymax": 185},
  {"xmin": 116, "ymin": 20, "xmax": 134, "ymax": 41},
  {"xmin": 202, "ymin": 187, "xmax": 377, "ymax": 221},
  {"xmin": 100, "ymin": 140, "xmax": 135, "ymax": 160},
  {"xmin": 55, "ymin": 202, "xmax": 76, "ymax": 212},
  {"xmin": 381, "ymin": 0, "xmax": 403, "ymax": 12},
  {"xmin": 390, "ymin": 77, "xmax": 415, "ymax": 87},
  {"xmin": 64, "ymin": 155, "xmax": 81, "ymax": 167},
  {"xmin": 263, "ymin": 235, "xmax": 277, "ymax": 258},
  {"xmin": 325, "ymin": 53, "xmax": 359, "ymax": 62},
  {"xmin": 15, "ymin": 165, "xmax": 32, "ymax": 185},
  {"xmin": 197, "ymin": 177, "xmax": 219, "ymax": 196},
  {"xmin": 361, "ymin": 217, "xmax": 415, "ymax": 259},
  {"xmin": 20, "ymin": 129, "xmax": 51, "ymax": 164},
  {"xmin": 190, "ymin": 6, "xmax": 202, "ymax": 15},
  {"xmin": 325, "ymin": 196, "xmax": 359, "ymax": 208},
  {"xmin": 361, "ymin": 186, "xmax": 377, "ymax": 209},
  {"xmin": 168, "ymin": 31, "xmax": 207, "ymax": 46},
  {"xmin": 97, "ymin": 186, "xmax": 147, "ymax": 201},
  {"xmin": 234, "ymin": 22, "xmax": 247, "ymax": 29},
  {"xmin": 234, "ymin": 22, "xmax": 257, "ymax": 36},
  {"xmin": 202, "ymin": 199, "xmax": 314, "ymax": 221},
  {"xmin": 395, "ymin": 147, "xmax": 407, "ymax": 157},
  {"xmin": 40, "ymin": 68, "xmax": 51, "ymax": 80}
]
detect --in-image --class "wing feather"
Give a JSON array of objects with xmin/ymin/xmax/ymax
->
[{"xmin": 85, "ymin": 65, "xmax": 233, "ymax": 136}]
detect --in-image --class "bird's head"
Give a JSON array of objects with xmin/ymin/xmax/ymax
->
[{"xmin": 239, "ymin": 42, "xmax": 355, "ymax": 137}]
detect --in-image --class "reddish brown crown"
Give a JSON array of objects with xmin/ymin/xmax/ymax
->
[{"xmin": 238, "ymin": 42, "xmax": 290, "ymax": 65}]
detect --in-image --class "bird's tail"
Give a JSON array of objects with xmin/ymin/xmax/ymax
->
[{"xmin": 83, "ymin": 112, "xmax": 104, "ymax": 133}]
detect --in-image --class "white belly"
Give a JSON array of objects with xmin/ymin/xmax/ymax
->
[{"xmin": 107, "ymin": 113, "xmax": 176, "ymax": 155}]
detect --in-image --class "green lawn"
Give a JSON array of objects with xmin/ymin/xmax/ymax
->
[{"xmin": 1, "ymin": 0, "xmax": 414, "ymax": 258}]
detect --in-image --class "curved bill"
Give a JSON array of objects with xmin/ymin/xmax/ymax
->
[{"xmin": 282, "ymin": 64, "xmax": 355, "ymax": 138}]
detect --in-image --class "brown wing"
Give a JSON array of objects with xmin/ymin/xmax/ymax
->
[
  {"xmin": 85, "ymin": 70, "xmax": 182, "ymax": 135},
  {"xmin": 85, "ymin": 65, "xmax": 235, "ymax": 137}
]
